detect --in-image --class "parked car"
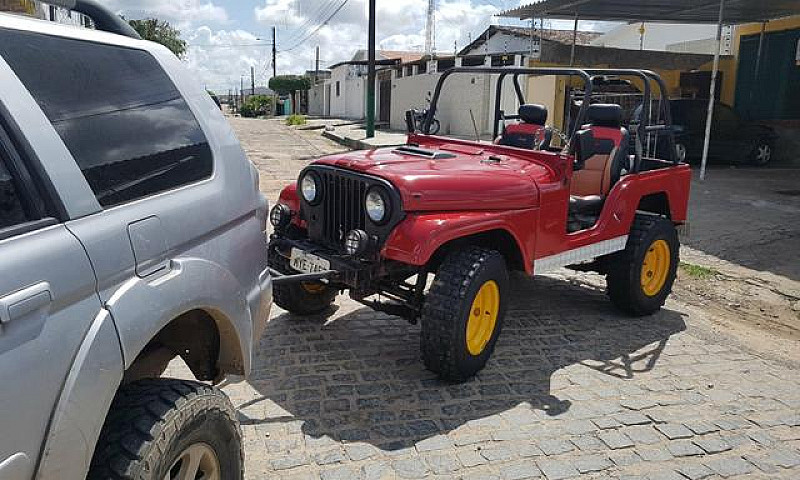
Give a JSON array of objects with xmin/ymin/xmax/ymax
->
[
  {"xmin": 668, "ymin": 99, "xmax": 778, "ymax": 166},
  {"xmin": 267, "ymin": 67, "xmax": 690, "ymax": 383},
  {"xmin": 0, "ymin": 4, "xmax": 271, "ymax": 480}
]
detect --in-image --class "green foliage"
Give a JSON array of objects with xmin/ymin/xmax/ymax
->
[
  {"xmin": 239, "ymin": 95, "xmax": 273, "ymax": 118},
  {"xmin": 285, "ymin": 114, "xmax": 307, "ymax": 126},
  {"xmin": 679, "ymin": 262, "xmax": 718, "ymax": 279},
  {"xmin": 268, "ymin": 75, "xmax": 312, "ymax": 95},
  {"xmin": 129, "ymin": 18, "xmax": 187, "ymax": 58}
]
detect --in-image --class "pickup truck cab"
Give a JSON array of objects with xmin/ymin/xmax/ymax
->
[{"xmin": 269, "ymin": 67, "xmax": 690, "ymax": 382}]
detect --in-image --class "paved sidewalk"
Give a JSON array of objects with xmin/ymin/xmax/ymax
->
[{"xmin": 190, "ymin": 118, "xmax": 800, "ymax": 479}]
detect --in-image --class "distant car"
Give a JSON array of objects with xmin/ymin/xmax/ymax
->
[{"xmin": 669, "ymin": 99, "xmax": 778, "ymax": 166}]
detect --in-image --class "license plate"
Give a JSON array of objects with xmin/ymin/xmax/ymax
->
[{"xmin": 289, "ymin": 248, "xmax": 330, "ymax": 274}]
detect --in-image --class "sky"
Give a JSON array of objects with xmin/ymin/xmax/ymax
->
[{"xmin": 99, "ymin": 1, "xmax": 615, "ymax": 94}]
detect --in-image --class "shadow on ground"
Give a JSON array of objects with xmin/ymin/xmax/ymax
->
[{"xmin": 243, "ymin": 274, "xmax": 686, "ymax": 451}]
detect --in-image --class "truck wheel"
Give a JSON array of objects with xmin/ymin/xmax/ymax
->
[
  {"xmin": 607, "ymin": 214, "xmax": 679, "ymax": 316},
  {"xmin": 421, "ymin": 247, "xmax": 509, "ymax": 382},
  {"xmin": 269, "ymin": 253, "xmax": 337, "ymax": 315},
  {"xmin": 88, "ymin": 378, "xmax": 243, "ymax": 480}
]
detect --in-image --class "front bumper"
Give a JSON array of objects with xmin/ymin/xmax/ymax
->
[{"xmin": 269, "ymin": 235, "xmax": 380, "ymax": 289}]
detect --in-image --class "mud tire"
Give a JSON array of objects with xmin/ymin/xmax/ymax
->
[
  {"xmin": 88, "ymin": 378, "xmax": 243, "ymax": 480},
  {"xmin": 269, "ymin": 252, "xmax": 337, "ymax": 315},
  {"xmin": 421, "ymin": 247, "xmax": 509, "ymax": 382},
  {"xmin": 607, "ymin": 214, "xmax": 679, "ymax": 316}
]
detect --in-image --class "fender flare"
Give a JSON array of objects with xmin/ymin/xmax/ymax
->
[
  {"xmin": 382, "ymin": 211, "xmax": 535, "ymax": 274},
  {"xmin": 106, "ymin": 257, "xmax": 253, "ymax": 376},
  {"xmin": 35, "ymin": 309, "xmax": 123, "ymax": 480}
]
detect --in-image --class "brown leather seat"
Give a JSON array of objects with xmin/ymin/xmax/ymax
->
[{"xmin": 570, "ymin": 104, "xmax": 631, "ymax": 200}]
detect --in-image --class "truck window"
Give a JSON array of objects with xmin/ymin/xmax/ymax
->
[
  {"xmin": 0, "ymin": 158, "xmax": 29, "ymax": 230},
  {"xmin": 0, "ymin": 29, "xmax": 213, "ymax": 208}
]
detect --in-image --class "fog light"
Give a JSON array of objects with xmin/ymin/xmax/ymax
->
[
  {"xmin": 269, "ymin": 204, "xmax": 292, "ymax": 229},
  {"xmin": 344, "ymin": 229, "xmax": 369, "ymax": 256}
]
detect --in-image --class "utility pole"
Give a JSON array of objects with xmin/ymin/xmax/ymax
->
[
  {"xmin": 315, "ymin": 45, "xmax": 320, "ymax": 84},
  {"xmin": 272, "ymin": 26, "xmax": 277, "ymax": 79},
  {"xmin": 240, "ymin": 76, "xmax": 244, "ymax": 104},
  {"xmin": 366, "ymin": 0, "xmax": 376, "ymax": 138},
  {"xmin": 424, "ymin": 0, "xmax": 436, "ymax": 57},
  {"xmin": 250, "ymin": 66, "xmax": 255, "ymax": 96}
]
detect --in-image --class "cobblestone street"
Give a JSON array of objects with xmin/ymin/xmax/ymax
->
[{"xmin": 223, "ymin": 118, "xmax": 800, "ymax": 480}]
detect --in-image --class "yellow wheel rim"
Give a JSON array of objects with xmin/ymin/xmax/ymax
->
[
  {"xmin": 301, "ymin": 282, "xmax": 327, "ymax": 295},
  {"xmin": 465, "ymin": 280, "xmax": 500, "ymax": 356},
  {"xmin": 640, "ymin": 239, "xmax": 671, "ymax": 297}
]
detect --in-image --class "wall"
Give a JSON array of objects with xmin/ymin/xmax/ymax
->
[
  {"xmin": 389, "ymin": 65, "xmax": 523, "ymax": 138},
  {"xmin": 593, "ymin": 23, "xmax": 717, "ymax": 53},
  {"xmin": 308, "ymin": 84, "xmax": 325, "ymax": 116},
  {"xmin": 327, "ymin": 65, "xmax": 366, "ymax": 119},
  {"xmin": 464, "ymin": 32, "xmax": 532, "ymax": 56}
]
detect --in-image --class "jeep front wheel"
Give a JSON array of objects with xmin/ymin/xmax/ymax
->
[
  {"xmin": 269, "ymin": 252, "xmax": 337, "ymax": 315},
  {"xmin": 421, "ymin": 247, "xmax": 509, "ymax": 382},
  {"xmin": 88, "ymin": 379, "xmax": 243, "ymax": 480},
  {"xmin": 606, "ymin": 214, "xmax": 679, "ymax": 316}
]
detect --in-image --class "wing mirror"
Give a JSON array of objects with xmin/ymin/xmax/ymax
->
[{"xmin": 572, "ymin": 129, "xmax": 595, "ymax": 171}]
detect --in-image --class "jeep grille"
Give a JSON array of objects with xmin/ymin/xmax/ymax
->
[{"xmin": 317, "ymin": 170, "xmax": 367, "ymax": 250}]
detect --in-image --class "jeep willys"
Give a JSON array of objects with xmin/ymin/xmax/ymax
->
[{"xmin": 268, "ymin": 67, "xmax": 690, "ymax": 382}]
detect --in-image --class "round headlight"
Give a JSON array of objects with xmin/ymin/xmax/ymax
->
[
  {"xmin": 301, "ymin": 173, "xmax": 319, "ymax": 204},
  {"xmin": 344, "ymin": 229, "xmax": 369, "ymax": 256},
  {"xmin": 365, "ymin": 189, "xmax": 388, "ymax": 223},
  {"xmin": 269, "ymin": 204, "xmax": 292, "ymax": 229}
]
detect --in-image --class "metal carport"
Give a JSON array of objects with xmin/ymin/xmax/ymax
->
[{"xmin": 500, "ymin": 0, "xmax": 800, "ymax": 180}]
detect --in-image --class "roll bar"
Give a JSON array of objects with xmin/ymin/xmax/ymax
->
[
  {"xmin": 45, "ymin": 0, "xmax": 142, "ymax": 39},
  {"xmin": 421, "ymin": 67, "xmax": 679, "ymax": 169},
  {"xmin": 424, "ymin": 67, "xmax": 594, "ymax": 141}
]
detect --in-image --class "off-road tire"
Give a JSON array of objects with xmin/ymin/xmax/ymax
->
[
  {"xmin": 269, "ymin": 251, "xmax": 337, "ymax": 315},
  {"xmin": 421, "ymin": 247, "xmax": 509, "ymax": 382},
  {"xmin": 88, "ymin": 378, "xmax": 243, "ymax": 480},
  {"xmin": 606, "ymin": 214, "xmax": 679, "ymax": 316}
]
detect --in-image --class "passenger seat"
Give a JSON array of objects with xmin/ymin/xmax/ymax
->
[
  {"xmin": 568, "ymin": 104, "xmax": 632, "ymax": 229},
  {"xmin": 496, "ymin": 104, "xmax": 552, "ymax": 150}
]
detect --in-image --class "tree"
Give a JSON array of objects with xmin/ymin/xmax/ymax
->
[
  {"xmin": 239, "ymin": 95, "xmax": 273, "ymax": 118},
  {"xmin": 129, "ymin": 18, "xmax": 187, "ymax": 58},
  {"xmin": 269, "ymin": 75, "xmax": 312, "ymax": 113}
]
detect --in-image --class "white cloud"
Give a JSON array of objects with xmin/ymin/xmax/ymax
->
[
  {"xmin": 102, "ymin": 0, "xmax": 229, "ymax": 29},
  {"xmin": 97, "ymin": 0, "xmax": 616, "ymax": 93}
]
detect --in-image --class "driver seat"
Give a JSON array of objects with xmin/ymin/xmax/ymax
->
[
  {"xmin": 496, "ymin": 104, "xmax": 552, "ymax": 150},
  {"xmin": 569, "ymin": 104, "xmax": 632, "ymax": 228}
]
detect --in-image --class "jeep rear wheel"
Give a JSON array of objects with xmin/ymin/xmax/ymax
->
[
  {"xmin": 421, "ymin": 247, "xmax": 509, "ymax": 382},
  {"xmin": 606, "ymin": 214, "xmax": 679, "ymax": 316},
  {"xmin": 269, "ymin": 252, "xmax": 337, "ymax": 315},
  {"xmin": 88, "ymin": 379, "xmax": 242, "ymax": 480}
]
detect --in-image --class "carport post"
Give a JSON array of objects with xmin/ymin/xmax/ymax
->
[
  {"xmin": 700, "ymin": 0, "xmax": 725, "ymax": 181},
  {"xmin": 569, "ymin": 14, "xmax": 578, "ymax": 66}
]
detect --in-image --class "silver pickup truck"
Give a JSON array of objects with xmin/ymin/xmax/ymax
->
[{"xmin": 0, "ymin": 2, "xmax": 271, "ymax": 479}]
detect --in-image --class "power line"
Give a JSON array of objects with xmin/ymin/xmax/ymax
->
[
  {"xmin": 278, "ymin": 0, "xmax": 351, "ymax": 53},
  {"xmin": 278, "ymin": 0, "xmax": 340, "ymax": 46}
]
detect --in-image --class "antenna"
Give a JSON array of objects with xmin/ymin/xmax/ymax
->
[{"xmin": 424, "ymin": 0, "xmax": 436, "ymax": 57}]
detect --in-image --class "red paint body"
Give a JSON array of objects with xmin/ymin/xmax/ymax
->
[{"xmin": 279, "ymin": 133, "xmax": 691, "ymax": 274}]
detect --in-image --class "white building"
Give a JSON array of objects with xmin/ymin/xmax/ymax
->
[
  {"xmin": 591, "ymin": 22, "xmax": 720, "ymax": 55},
  {"xmin": 310, "ymin": 50, "xmax": 424, "ymax": 119},
  {"xmin": 0, "ymin": 0, "xmax": 88, "ymax": 26}
]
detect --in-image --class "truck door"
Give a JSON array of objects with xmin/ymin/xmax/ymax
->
[{"xmin": 0, "ymin": 125, "xmax": 102, "ymax": 480}]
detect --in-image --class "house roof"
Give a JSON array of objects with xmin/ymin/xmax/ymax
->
[
  {"xmin": 329, "ymin": 49, "xmax": 425, "ymax": 69},
  {"xmin": 501, "ymin": 0, "xmax": 800, "ymax": 24},
  {"xmin": 458, "ymin": 25, "xmax": 601, "ymax": 56}
]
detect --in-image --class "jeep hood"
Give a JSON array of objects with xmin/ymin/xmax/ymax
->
[{"xmin": 313, "ymin": 145, "xmax": 551, "ymax": 211}]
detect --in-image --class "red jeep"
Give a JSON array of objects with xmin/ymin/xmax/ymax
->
[{"xmin": 268, "ymin": 68, "xmax": 690, "ymax": 382}]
